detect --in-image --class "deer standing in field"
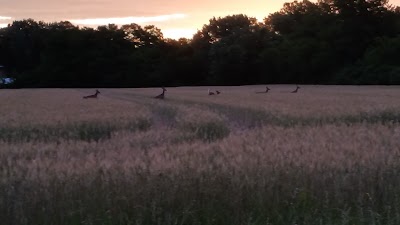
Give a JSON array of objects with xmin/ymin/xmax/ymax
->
[
  {"xmin": 291, "ymin": 85, "xmax": 300, "ymax": 93},
  {"xmin": 256, "ymin": 86, "xmax": 271, "ymax": 94},
  {"xmin": 83, "ymin": 90, "xmax": 100, "ymax": 99},
  {"xmin": 154, "ymin": 87, "xmax": 167, "ymax": 99}
]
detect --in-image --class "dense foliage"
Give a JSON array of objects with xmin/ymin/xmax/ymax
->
[{"xmin": 1, "ymin": 0, "xmax": 399, "ymax": 87}]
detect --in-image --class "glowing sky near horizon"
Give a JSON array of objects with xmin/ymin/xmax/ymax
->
[{"xmin": 1, "ymin": 0, "xmax": 399, "ymax": 39}]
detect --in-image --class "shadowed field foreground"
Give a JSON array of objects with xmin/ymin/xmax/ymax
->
[{"xmin": 1, "ymin": 86, "xmax": 400, "ymax": 225}]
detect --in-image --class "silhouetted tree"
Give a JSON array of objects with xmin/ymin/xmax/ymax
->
[{"xmin": 0, "ymin": 0, "xmax": 399, "ymax": 88}]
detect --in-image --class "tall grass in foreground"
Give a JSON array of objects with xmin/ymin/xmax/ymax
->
[
  {"xmin": 1, "ymin": 124, "xmax": 400, "ymax": 225},
  {"xmin": 1, "ymin": 87, "xmax": 400, "ymax": 225}
]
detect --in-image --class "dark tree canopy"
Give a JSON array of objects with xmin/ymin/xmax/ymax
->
[{"xmin": 0, "ymin": 0, "xmax": 399, "ymax": 88}]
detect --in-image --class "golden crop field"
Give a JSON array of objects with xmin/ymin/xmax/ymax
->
[{"xmin": 1, "ymin": 85, "xmax": 400, "ymax": 225}]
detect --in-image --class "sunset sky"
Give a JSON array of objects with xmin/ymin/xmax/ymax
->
[{"xmin": 1, "ymin": 0, "xmax": 399, "ymax": 39}]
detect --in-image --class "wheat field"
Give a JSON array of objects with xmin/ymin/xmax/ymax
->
[{"xmin": 1, "ymin": 85, "xmax": 400, "ymax": 225}]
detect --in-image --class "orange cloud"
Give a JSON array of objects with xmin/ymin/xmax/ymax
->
[
  {"xmin": 68, "ymin": 13, "xmax": 186, "ymax": 26},
  {"xmin": 0, "ymin": 16, "xmax": 12, "ymax": 20}
]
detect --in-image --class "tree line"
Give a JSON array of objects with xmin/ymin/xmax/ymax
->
[{"xmin": 0, "ymin": 0, "xmax": 399, "ymax": 88}]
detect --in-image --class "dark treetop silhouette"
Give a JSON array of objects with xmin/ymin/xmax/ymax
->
[{"xmin": 1, "ymin": 0, "xmax": 399, "ymax": 88}]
